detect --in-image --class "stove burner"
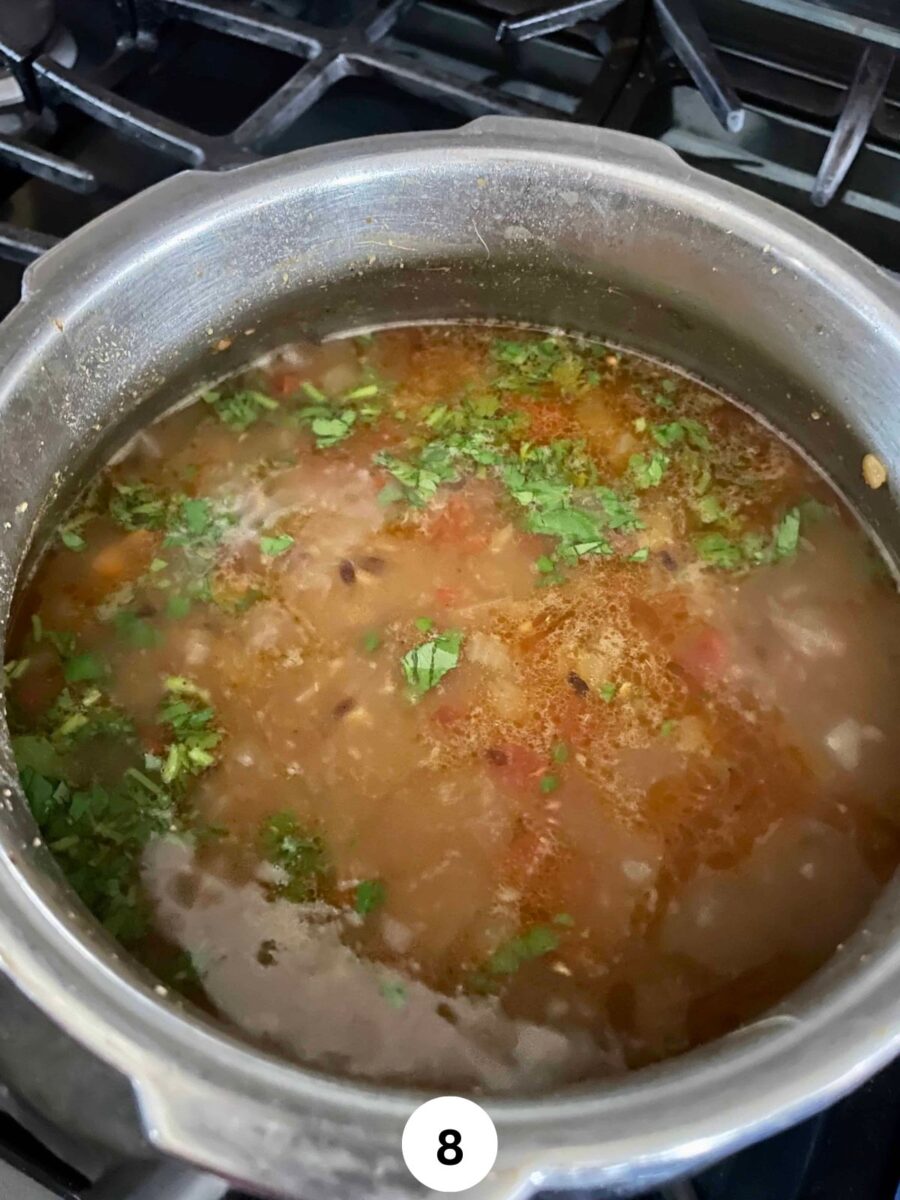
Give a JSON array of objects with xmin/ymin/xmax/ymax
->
[
  {"xmin": 0, "ymin": 0, "xmax": 57, "ymax": 60},
  {"xmin": 0, "ymin": 22, "xmax": 76, "ymax": 119}
]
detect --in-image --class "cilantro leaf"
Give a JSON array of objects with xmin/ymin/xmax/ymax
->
[
  {"xmin": 109, "ymin": 483, "xmax": 170, "ymax": 531},
  {"xmin": 487, "ymin": 925, "xmax": 560, "ymax": 975},
  {"xmin": 310, "ymin": 412, "xmax": 357, "ymax": 448},
  {"xmin": 629, "ymin": 450, "xmax": 668, "ymax": 490},
  {"xmin": 401, "ymin": 629, "xmax": 464, "ymax": 698},
  {"xmin": 260, "ymin": 533, "xmax": 294, "ymax": 557},
  {"xmin": 259, "ymin": 812, "xmax": 328, "ymax": 903},
  {"xmin": 696, "ymin": 532, "xmax": 744, "ymax": 570},
  {"xmin": 60, "ymin": 529, "xmax": 87, "ymax": 552},
  {"xmin": 204, "ymin": 388, "xmax": 278, "ymax": 432},
  {"xmin": 355, "ymin": 878, "xmax": 386, "ymax": 914},
  {"xmin": 773, "ymin": 508, "xmax": 801, "ymax": 559},
  {"xmin": 157, "ymin": 676, "xmax": 222, "ymax": 785},
  {"xmin": 115, "ymin": 611, "xmax": 163, "ymax": 650},
  {"xmin": 64, "ymin": 652, "xmax": 107, "ymax": 683}
]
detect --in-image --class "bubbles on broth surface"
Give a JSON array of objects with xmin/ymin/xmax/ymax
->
[{"xmin": 6, "ymin": 325, "xmax": 900, "ymax": 1091}]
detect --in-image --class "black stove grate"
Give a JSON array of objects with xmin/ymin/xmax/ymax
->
[{"xmin": 0, "ymin": 0, "xmax": 898, "ymax": 270}]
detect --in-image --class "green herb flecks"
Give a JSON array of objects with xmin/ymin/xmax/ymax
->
[
  {"xmin": 629, "ymin": 450, "xmax": 668, "ymax": 490},
  {"xmin": 155, "ymin": 676, "xmax": 223, "ymax": 786},
  {"xmin": 361, "ymin": 630, "xmax": 381, "ymax": 654},
  {"xmin": 18, "ymin": 763, "xmax": 176, "ymax": 943},
  {"xmin": 487, "ymin": 924, "xmax": 560, "ymax": 975},
  {"xmin": 203, "ymin": 388, "xmax": 278, "ymax": 432},
  {"xmin": 60, "ymin": 528, "xmax": 87, "ymax": 552},
  {"xmin": 355, "ymin": 878, "xmax": 387, "ymax": 915},
  {"xmin": 115, "ymin": 610, "xmax": 164, "ymax": 651},
  {"xmin": 164, "ymin": 497, "xmax": 235, "ymax": 560},
  {"xmin": 695, "ymin": 506, "xmax": 803, "ymax": 572},
  {"xmin": 260, "ymin": 533, "xmax": 294, "ymax": 558},
  {"xmin": 380, "ymin": 978, "xmax": 408, "ymax": 1008},
  {"xmin": 109, "ymin": 483, "xmax": 171, "ymax": 532},
  {"xmin": 259, "ymin": 811, "xmax": 328, "ymax": 903},
  {"xmin": 375, "ymin": 443, "xmax": 462, "ymax": 508},
  {"xmin": 401, "ymin": 629, "xmax": 464, "ymax": 699},
  {"xmin": 490, "ymin": 335, "xmax": 603, "ymax": 394}
]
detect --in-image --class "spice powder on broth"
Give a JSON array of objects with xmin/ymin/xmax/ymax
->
[{"xmin": 5, "ymin": 326, "xmax": 900, "ymax": 1092}]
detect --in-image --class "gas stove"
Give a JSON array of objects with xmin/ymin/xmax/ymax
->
[{"xmin": 1, "ymin": 2, "xmax": 899, "ymax": 1198}]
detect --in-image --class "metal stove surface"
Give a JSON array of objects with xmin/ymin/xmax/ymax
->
[{"xmin": 0, "ymin": 1, "xmax": 899, "ymax": 1198}]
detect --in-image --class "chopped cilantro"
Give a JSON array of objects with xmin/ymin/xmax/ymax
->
[
  {"xmin": 695, "ymin": 494, "xmax": 726, "ymax": 525},
  {"xmin": 157, "ymin": 676, "xmax": 222, "ymax": 785},
  {"xmin": 17, "ymin": 763, "xmax": 175, "ymax": 943},
  {"xmin": 64, "ymin": 652, "xmax": 106, "ymax": 684},
  {"xmin": 628, "ymin": 547, "xmax": 650, "ymax": 562},
  {"xmin": 355, "ymin": 878, "xmax": 386, "ymax": 914},
  {"xmin": 164, "ymin": 496, "xmax": 234, "ymax": 559},
  {"xmin": 115, "ymin": 611, "xmax": 163, "ymax": 650},
  {"xmin": 401, "ymin": 629, "xmax": 464, "ymax": 699},
  {"xmin": 301, "ymin": 381, "xmax": 327, "ymax": 403},
  {"xmin": 539, "ymin": 773, "xmax": 560, "ymax": 794},
  {"xmin": 696, "ymin": 532, "xmax": 744, "ymax": 570},
  {"xmin": 3, "ymin": 658, "xmax": 30, "ymax": 686},
  {"xmin": 109, "ymin": 483, "xmax": 170, "ymax": 532},
  {"xmin": 652, "ymin": 418, "xmax": 711, "ymax": 452},
  {"xmin": 551, "ymin": 741, "xmax": 569, "ymax": 764},
  {"xmin": 344, "ymin": 383, "xmax": 379, "ymax": 401},
  {"xmin": 599, "ymin": 681, "xmax": 618, "ymax": 703},
  {"xmin": 773, "ymin": 508, "xmax": 801, "ymax": 559},
  {"xmin": 166, "ymin": 594, "xmax": 192, "ymax": 620},
  {"xmin": 652, "ymin": 421, "xmax": 686, "ymax": 448},
  {"xmin": 361, "ymin": 630, "xmax": 381, "ymax": 654},
  {"xmin": 553, "ymin": 912, "xmax": 575, "ymax": 927},
  {"xmin": 414, "ymin": 617, "xmax": 434, "ymax": 634},
  {"xmin": 310, "ymin": 412, "xmax": 357, "ymax": 448},
  {"xmin": 60, "ymin": 529, "xmax": 86, "ymax": 552},
  {"xmin": 490, "ymin": 335, "xmax": 596, "ymax": 394},
  {"xmin": 487, "ymin": 924, "xmax": 559, "ymax": 975},
  {"xmin": 660, "ymin": 718, "xmax": 678, "ymax": 738},
  {"xmin": 377, "ymin": 482, "xmax": 404, "ymax": 508},
  {"xmin": 380, "ymin": 978, "xmax": 407, "ymax": 1008},
  {"xmin": 629, "ymin": 450, "xmax": 668, "ymax": 490},
  {"xmin": 203, "ymin": 388, "xmax": 278, "ymax": 432},
  {"xmin": 259, "ymin": 811, "xmax": 328, "ymax": 903},
  {"xmin": 536, "ymin": 555, "xmax": 556, "ymax": 574},
  {"xmin": 375, "ymin": 445, "xmax": 461, "ymax": 507},
  {"xmin": 260, "ymin": 533, "xmax": 294, "ymax": 557},
  {"xmin": 696, "ymin": 506, "xmax": 803, "ymax": 571}
]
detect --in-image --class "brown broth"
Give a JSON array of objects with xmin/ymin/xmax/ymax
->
[{"xmin": 5, "ymin": 325, "xmax": 900, "ymax": 1092}]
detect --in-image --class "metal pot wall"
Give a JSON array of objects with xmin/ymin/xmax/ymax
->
[{"xmin": 0, "ymin": 117, "xmax": 899, "ymax": 1200}]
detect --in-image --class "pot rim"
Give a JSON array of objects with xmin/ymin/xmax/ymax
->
[{"xmin": 1, "ymin": 117, "xmax": 899, "ymax": 1198}]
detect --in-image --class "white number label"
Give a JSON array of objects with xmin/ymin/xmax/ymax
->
[{"xmin": 402, "ymin": 1096, "xmax": 498, "ymax": 1192}]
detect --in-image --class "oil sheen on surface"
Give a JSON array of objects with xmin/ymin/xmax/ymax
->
[{"xmin": 6, "ymin": 327, "xmax": 900, "ymax": 1093}]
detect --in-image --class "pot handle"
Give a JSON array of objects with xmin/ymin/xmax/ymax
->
[
  {"xmin": 459, "ymin": 114, "xmax": 692, "ymax": 175},
  {"xmin": 86, "ymin": 1160, "xmax": 228, "ymax": 1200}
]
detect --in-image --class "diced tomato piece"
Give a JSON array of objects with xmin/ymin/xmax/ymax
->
[
  {"xmin": 433, "ymin": 704, "xmax": 466, "ymax": 728},
  {"xmin": 434, "ymin": 586, "xmax": 460, "ymax": 608},
  {"xmin": 426, "ymin": 496, "xmax": 490, "ymax": 552},
  {"xmin": 676, "ymin": 626, "xmax": 729, "ymax": 684},
  {"xmin": 487, "ymin": 743, "xmax": 545, "ymax": 793},
  {"xmin": 91, "ymin": 529, "xmax": 157, "ymax": 583},
  {"xmin": 268, "ymin": 370, "xmax": 303, "ymax": 397}
]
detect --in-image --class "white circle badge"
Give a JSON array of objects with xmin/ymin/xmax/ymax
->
[{"xmin": 401, "ymin": 1095, "xmax": 498, "ymax": 1192}]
